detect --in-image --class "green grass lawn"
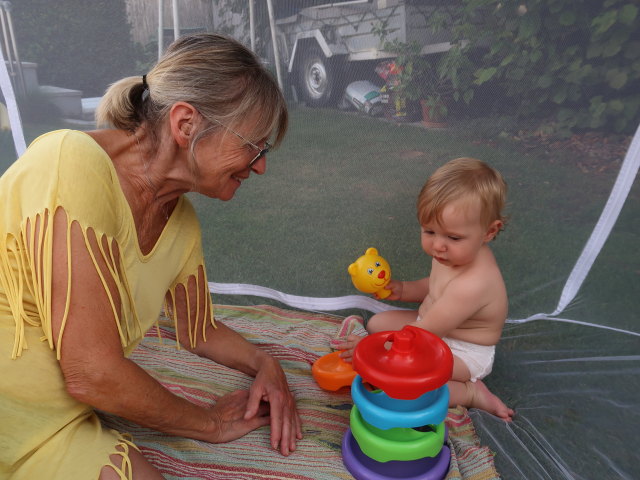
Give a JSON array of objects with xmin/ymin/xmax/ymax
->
[
  {"xmin": 190, "ymin": 106, "xmax": 638, "ymax": 332},
  {"xmin": 2, "ymin": 109, "xmax": 637, "ymax": 330}
]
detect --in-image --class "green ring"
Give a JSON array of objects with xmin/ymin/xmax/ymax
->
[{"xmin": 349, "ymin": 405, "xmax": 445, "ymax": 462}]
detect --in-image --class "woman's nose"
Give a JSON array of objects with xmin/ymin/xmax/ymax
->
[{"xmin": 251, "ymin": 155, "xmax": 267, "ymax": 175}]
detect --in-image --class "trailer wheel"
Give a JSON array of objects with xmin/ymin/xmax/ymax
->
[{"xmin": 296, "ymin": 46, "xmax": 338, "ymax": 107}]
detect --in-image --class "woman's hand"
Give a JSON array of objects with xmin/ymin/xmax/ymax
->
[
  {"xmin": 182, "ymin": 319, "xmax": 302, "ymax": 456},
  {"xmin": 206, "ymin": 389, "xmax": 271, "ymax": 443},
  {"xmin": 375, "ymin": 279, "xmax": 403, "ymax": 301},
  {"xmin": 244, "ymin": 355, "xmax": 302, "ymax": 456}
]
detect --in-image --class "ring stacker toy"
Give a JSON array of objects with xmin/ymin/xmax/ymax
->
[
  {"xmin": 312, "ymin": 351, "xmax": 357, "ymax": 391},
  {"xmin": 342, "ymin": 325, "xmax": 454, "ymax": 480},
  {"xmin": 348, "ymin": 247, "xmax": 392, "ymax": 299}
]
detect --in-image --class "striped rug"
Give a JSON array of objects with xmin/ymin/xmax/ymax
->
[{"xmin": 99, "ymin": 304, "xmax": 499, "ymax": 479}]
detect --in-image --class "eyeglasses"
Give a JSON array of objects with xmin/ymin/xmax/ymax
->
[{"xmin": 211, "ymin": 118, "xmax": 271, "ymax": 168}]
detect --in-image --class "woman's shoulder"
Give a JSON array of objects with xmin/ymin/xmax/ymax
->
[
  {"xmin": 33, "ymin": 130, "xmax": 122, "ymax": 229},
  {"xmin": 3, "ymin": 129, "xmax": 115, "ymax": 196},
  {"xmin": 49, "ymin": 128, "xmax": 111, "ymax": 163},
  {"xmin": 0, "ymin": 130, "xmax": 123, "ymax": 236},
  {"xmin": 18, "ymin": 129, "xmax": 113, "ymax": 179},
  {"xmin": 29, "ymin": 128, "xmax": 101, "ymax": 153}
]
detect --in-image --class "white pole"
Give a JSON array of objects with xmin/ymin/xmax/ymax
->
[
  {"xmin": 172, "ymin": 0, "xmax": 180, "ymax": 40},
  {"xmin": 158, "ymin": 0, "xmax": 164, "ymax": 60},
  {"xmin": 249, "ymin": 0, "xmax": 255, "ymax": 52},
  {"xmin": 265, "ymin": 0, "xmax": 283, "ymax": 91},
  {"xmin": 0, "ymin": 40, "xmax": 26, "ymax": 156},
  {"xmin": 157, "ymin": 0, "xmax": 164, "ymax": 60}
]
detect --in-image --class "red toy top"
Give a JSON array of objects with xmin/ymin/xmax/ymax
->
[{"xmin": 352, "ymin": 325, "xmax": 453, "ymax": 400}]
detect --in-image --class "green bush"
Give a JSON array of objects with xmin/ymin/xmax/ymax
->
[
  {"xmin": 436, "ymin": 0, "xmax": 640, "ymax": 135},
  {"xmin": 11, "ymin": 0, "xmax": 140, "ymax": 97}
]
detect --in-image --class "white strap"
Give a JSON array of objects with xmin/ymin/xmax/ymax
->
[
  {"xmin": 507, "ymin": 313, "xmax": 639, "ymax": 337},
  {"xmin": 208, "ymin": 282, "xmax": 401, "ymax": 314},
  {"xmin": 208, "ymin": 282, "xmax": 639, "ymax": 336},
  {"xmin": 0, "ymin": 45, "xmax": 26, "ymax": 156},
  {"xmin": 553, "ymin": 123, "xmax": 640, "ymax": 315}
]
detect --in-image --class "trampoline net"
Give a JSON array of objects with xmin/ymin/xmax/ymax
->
[{"xmin": 1, "ymin": 1, "xmax": 638, "ymax": 479}]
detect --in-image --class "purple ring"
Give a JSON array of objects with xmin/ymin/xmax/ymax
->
[{"xmin": 342, "ymin": 428, "xmax": 450, "ymax": 480}]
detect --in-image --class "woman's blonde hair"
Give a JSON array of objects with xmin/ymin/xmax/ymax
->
[
  {"xmin": 96, "ymin": 33, "xmax": 288, "ymax": 150},
  {"xmin": 417, "ymin": 158, "xmax": 507, "ymax": 231}
]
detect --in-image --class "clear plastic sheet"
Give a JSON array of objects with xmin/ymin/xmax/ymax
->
[{"xmin": 1, "ymin": 1, "xmax": 638, "ymax": 479}]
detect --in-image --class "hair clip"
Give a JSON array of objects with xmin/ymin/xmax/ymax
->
[{"xmin": 141, "ymin": 74, "xmax": 150, "ymax": 102}]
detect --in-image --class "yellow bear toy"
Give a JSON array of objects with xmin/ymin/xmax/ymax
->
[{"xmin": 348, "ymin": 247, "xmax": 392, "ymax": 299}]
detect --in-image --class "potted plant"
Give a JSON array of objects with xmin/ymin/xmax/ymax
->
[
  {"xmin": 417, "ymin": 58, "xmax": 452, "ymax": 127},
  {"xmin": 419, "ymin": 46, "xmax": 475, "ymax": 127},
  {"xmin": 376, "ymin": 32, "xmax": 474, "ymax": 126},
  {"xmin": 375, "ymin": 39, "xmax": 425, "ymax": 122},
  {"xmin": 373, "ymin": 17, "xmax": 474, "ymax": 126}
]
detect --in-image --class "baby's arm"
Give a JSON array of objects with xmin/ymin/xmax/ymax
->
[
  {"xmin": 415, "ymin": 277, "xmax": 485, "ymax": 338},
  {"xmin": 378, "ymin": 277, "xmax": 429, "ymax": 302}
]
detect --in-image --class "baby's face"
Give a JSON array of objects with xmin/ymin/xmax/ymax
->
[{"xmin": 421, "ymin": 200, "xmax": 497, "ymax": 267}]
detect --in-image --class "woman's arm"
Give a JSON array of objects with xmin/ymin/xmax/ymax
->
[
  {"xmin": 171, "ymin": 270, "xmax": 302, "ymax": 456},
  {"xmin": 50, "ymin": 211, "xmax": 268, "ymax": 445}
]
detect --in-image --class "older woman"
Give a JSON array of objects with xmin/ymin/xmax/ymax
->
[{"xmin": 0, "ymin": 34, "xmax": 300, "ymax": 479}]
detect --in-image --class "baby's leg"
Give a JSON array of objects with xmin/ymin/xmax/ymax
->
[
  {"xmin": 448, "ymin": 355, "xmax": 514, "ymax": 422},
  {"xmin": 448, "ymin": 380, "xmax": 514, "ymax": 422},
  {"xmin": 366, "ymin": 310, "xmax": 419, "ymax": 334}
]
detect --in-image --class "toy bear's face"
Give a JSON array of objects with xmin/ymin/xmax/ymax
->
[{"xmin": 348, "ymin": 247, "xmax": 391, "ymax": 294}]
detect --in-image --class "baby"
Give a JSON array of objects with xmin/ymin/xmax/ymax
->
[{"xmin": 336, "ymin": 158, "xmax": 514, "ymax": 421}]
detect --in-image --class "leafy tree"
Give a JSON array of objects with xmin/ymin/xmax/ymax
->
[
  {"xmin": 436, "ymin": 0, "xmax": 640, "ymax": 134},
  {"xmin": 11, "ymin": 0, "xmax": 139, "ymax": 96}
]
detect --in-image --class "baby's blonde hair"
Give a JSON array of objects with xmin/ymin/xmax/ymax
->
[{"xmin": 417, "ymin": 158, "xmax": 507, "ymax": 231}]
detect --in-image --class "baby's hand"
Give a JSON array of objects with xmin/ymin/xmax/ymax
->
[
  {"xmin": 375, "ymin": 279, "xmax": 403, "ymax": 301},
  {"xmin": 333, "ymin": 334, "xmax": 364, "ymax": 362}
]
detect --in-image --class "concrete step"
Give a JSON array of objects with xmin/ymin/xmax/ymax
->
[
  {"xmin": 39, "ymin": 85, "xmax": 82, "ymax": 118},
  {"xmin": 81, "ymin": 96, "xmax": 101, "ymax": 121},
  {"xmin": 6, "ymin": 61, "xmax": 99, "ymax": 125}
]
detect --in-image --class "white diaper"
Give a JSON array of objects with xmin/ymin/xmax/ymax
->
[{"xmin": 443, "ymin": 337, "xmax": 495, "ymax": 382}]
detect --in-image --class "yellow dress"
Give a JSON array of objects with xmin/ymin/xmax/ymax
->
[{"xmin": 0, "ymin": 130, "xmax": 214, "ymax": 479}]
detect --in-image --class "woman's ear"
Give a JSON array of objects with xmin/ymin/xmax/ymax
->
[
  {"xmin": 484, "ymin": 220, "xmax": 503, "ymax": 242},
  {"xmin": 169, "ymin": 102, "xmax": 198, "ymax": 148}
]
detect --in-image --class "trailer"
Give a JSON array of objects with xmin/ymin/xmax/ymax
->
[{"xmin": 272, "ymin": 0, "xmax": 453, "ymax": 106}]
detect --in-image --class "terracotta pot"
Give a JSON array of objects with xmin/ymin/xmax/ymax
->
[{"xmin": 420, "ymin": 99, "xmax": 448, "ymax": 128}]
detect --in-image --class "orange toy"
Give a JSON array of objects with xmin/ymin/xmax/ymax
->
[{"xmin": 312, "ymin": 351, "xmax": 357, "ymax": 391}]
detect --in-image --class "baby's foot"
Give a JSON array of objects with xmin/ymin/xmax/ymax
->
[
  {"xmin": 330, "ymin": 315, "xmax": 364, "ymax": 349},
  {"xmin": 468, "ymin": 380, "xmax": 514, "ymax": 422}
]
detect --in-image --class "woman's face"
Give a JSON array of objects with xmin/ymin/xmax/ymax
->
[{"xmin": 191, "ymin": 120, "xmax": 269, "ymax": 201}]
